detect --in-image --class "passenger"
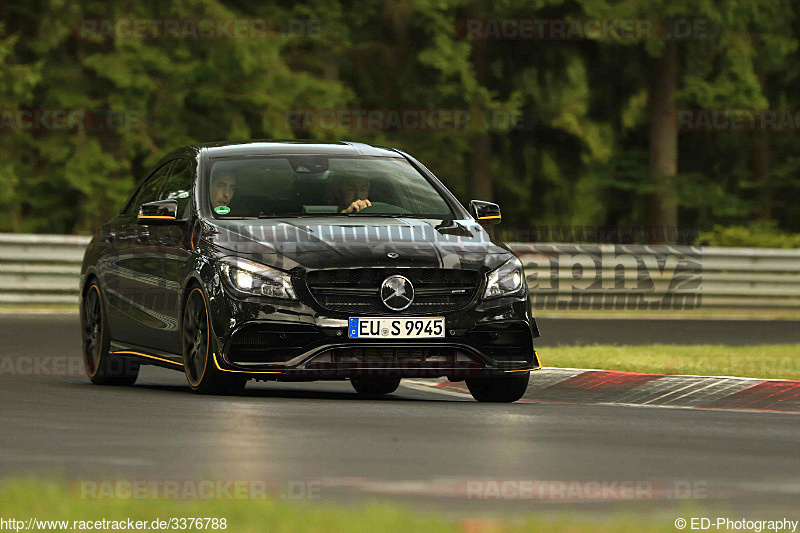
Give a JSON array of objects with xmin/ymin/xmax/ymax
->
[
  {"xmin": 326, "ymin": 175, "xmax": 371, "ymax": 213},
  {"xmin": 211, "ymin": 171, "xmax": 237, "ymax": 208}
]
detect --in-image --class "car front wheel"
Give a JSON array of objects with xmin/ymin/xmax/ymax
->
[
  {"xmin": 465, "ymin": 372, "xmax": 529, "ymax": 403},
  {"xmin": 182, "ymin": 285, "xmax": 246, "ymax": 395}
]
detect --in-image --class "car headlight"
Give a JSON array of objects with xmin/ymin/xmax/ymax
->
[
  {"xmin": 219, "ymin": 257, "xmax": 296, "ymax": 299},
  {"xmin": 483, "ymin": 256, "xmax": 524, "ymax": 299}
]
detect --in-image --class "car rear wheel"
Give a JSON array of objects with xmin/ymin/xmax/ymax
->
[
  {"xmin": 182, "ymin": 285, "xmax": 246, "ymax": 395},
  {"xmin": 81, "ymin": 282, "xmax": 140, "ymax": 385},
  {"xmin": 350, "ymin": 377, "xmax": 401, "ymax": 396},
  {"xmin": 465, "ymin": 372, "xmax": 529, "ymax": 403}
]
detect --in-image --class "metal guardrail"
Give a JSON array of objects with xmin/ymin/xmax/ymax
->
[
  {"xmin": 1, "ymin": 233, "xmax": 799, "ymax": 309},
  {"xmin": 509, "ymin": 243, "xmax": 800, "ymax": 310},
  {"xmin": 0, "ymin": 234, "xmax": 91, "ymax": 304}
]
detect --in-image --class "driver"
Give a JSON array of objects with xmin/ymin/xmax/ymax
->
[
  {"xmin": 326, "ymin": 175, "xmax": 371, "ymax": 213},
  {"xmin": 210, "ymin": 171, "xmax": 237, "ymax": 208}
]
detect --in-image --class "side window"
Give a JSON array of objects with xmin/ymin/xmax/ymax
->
[
  {"xmin": 125, "ymin": 162, "xmax": 173, "ymax": 215},
  {"xmin": 158, "ymin": 158, "xmax": 194, "ymax": 218}
]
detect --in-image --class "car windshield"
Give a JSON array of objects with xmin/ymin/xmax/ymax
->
[{"xmin": 207, "ymin": 156, "xmax": 454, "ymax": 218}]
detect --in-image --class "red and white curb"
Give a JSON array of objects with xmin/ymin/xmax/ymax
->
[{"xmin": 404, "ymin": 368, "xmax": 800, "ymax": 413}]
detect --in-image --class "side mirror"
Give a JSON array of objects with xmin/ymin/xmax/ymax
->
[
  {"xmin": 469, "ymin": 200, "xmax": 501, "ymax": 223},
  {"xmin": 138, "ymin": 200, "xmax": 179, "ymax": 223}
]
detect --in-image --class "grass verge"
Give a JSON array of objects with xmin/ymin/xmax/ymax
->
[
  {"xmin": 0, "ymin": 479, "xmax": 709, "ymax": 533},
  {"xmin": 542, "ymin": 344, "xmax": 800, "ymax": 380}
]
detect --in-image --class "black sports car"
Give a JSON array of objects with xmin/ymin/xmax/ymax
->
[{"xmin": 79, "ymin": 141, "xmax": 540, "ymax": 402}]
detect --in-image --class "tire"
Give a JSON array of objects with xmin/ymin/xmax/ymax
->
[
  {"xmin": 181, "ymin": 285, "xmax": 246, "ymax": 395},
  {"xmin": 466, "ymin": 372, "xmax": 529, "ymax": 403},
  {"xmin": 80, "ymin": 281, "xmax": 140, "ymax": 386},
  {"xmin": 350, "ymin": 377, "xmax": 401, "ymax": 396}
]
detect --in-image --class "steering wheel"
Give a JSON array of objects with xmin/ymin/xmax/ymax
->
[{"xmin": 354, "ymin": 202, "xmax": 412, "ymax": 215}]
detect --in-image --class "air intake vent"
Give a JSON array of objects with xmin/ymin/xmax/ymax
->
[{"xmin": 227, "ymin": 324, "xmax": 323, "ymax": 363}]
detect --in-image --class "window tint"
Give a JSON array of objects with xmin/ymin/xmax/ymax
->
[
  {"xmin": 208, "ymin": 156, "xmax": 453, "ymax": 218},
  {"xmin": 159, "ymin": 158, "xmax": 193, "ymax": 217},
  {"xmin": 126, "ymin": 162, "xmax": 173, "ymax": 215}
]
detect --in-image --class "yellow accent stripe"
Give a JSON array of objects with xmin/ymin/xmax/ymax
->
[
  {"xmin": 112, "ymin": 350, "xmax": 183, "ymax": 367},
  {"xmin": 505, "ymin": 353, "xmax": 541, "ymax": 373},
  {"xmin": 137, "ymin": 215, "xmax": 176, "ymax": 220},
  {"xmin": 213, "ymin": 353, "xmax": 282, "ymax": 375},
  {"xmin": 478, "ymin": 215, "xmax": 501, "ymax": 220}
]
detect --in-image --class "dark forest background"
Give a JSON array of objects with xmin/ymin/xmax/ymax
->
[{"xmin": 1, "ymin": 0, "xmax": 798, "ymax": 245}]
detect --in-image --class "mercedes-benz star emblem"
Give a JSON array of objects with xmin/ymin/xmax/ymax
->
[{"xmin": 380, "ymin": 275, "xmax": 414, "ymax": 311}]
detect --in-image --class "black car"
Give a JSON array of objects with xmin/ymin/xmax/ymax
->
[{"xmin": 79, "ymin": 141, "xmax": 540, "ymax": 402}]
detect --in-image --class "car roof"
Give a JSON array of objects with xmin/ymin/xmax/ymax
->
[{"xmin": 171, "ymin": 140, "xmax": 404, "ymax": 159}]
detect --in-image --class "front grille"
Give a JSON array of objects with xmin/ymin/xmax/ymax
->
[
  {"xmin": 305, "ymin": 268, "xmax": 480, "ymax": 314},
  {"xmin": 227, "ymin": 324, "xmax": 324, "ymax": 363}
]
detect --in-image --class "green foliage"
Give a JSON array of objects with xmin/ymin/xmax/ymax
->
[
  {"xmin": 0, "ymin": 0, "xmax": 798, "ymax": 236},
  {"xmin": 0, "ymin": 0, "xmax": 351, "ymax": 233},
  {"xmin": 696, "ymin": 222, "xmax": 800, "ymax": 248},
  {"xmin": 0, "ymin": 477, "xmax": 721, "ymax": 533}
]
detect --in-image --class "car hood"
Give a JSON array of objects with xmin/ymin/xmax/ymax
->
[{"xmin": 202, "ymin": 217, "xmax": 511, "ymax": 271}]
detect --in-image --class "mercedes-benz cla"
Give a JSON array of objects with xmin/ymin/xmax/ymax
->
[{"xmin": 79, "ymin": 141, "xmax": 540, "ymax": 402}]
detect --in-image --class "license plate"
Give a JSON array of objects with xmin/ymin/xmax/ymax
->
[{"xmin": 348, "ymin": 317, "xmax": 445, "ymax": 339}]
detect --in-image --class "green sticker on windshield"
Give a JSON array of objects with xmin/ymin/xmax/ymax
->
[{"xmin": 214, "ymin": 206, "xmax": 230, "ymax": 215}]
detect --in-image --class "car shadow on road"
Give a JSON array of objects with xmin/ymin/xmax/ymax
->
[{"xmin": 126, "ymin": 381, "xmax": 462, "ymax": 402}]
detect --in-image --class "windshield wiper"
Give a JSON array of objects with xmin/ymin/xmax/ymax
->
[
  {"xmin": 345, "ymin": 213, "xmax": 455, "ymax": 219},
  {"xmin": 345, "ymin": 213, "xmax": 404, "ymax": 217},
  {"xmin": 257, "ymin": 213, "xmax": 334, "ymax": 219},
  {"xmin": 255, "ymin": 212, "xmax": 455, "ymax": 220}
]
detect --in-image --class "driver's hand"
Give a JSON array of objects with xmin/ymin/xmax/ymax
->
[{"xmin": 342, "ymin": 199, "xmax": 371, "ymax": 213}]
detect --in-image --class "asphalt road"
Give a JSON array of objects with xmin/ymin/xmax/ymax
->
[{"xmin": 1, "ymin": 314, "xmax": 799, "ymax": 519}]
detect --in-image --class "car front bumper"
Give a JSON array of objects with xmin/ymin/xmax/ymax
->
[{"xmin": 205, "ymin": 278, "xmax": 540, "ymax": 381}]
